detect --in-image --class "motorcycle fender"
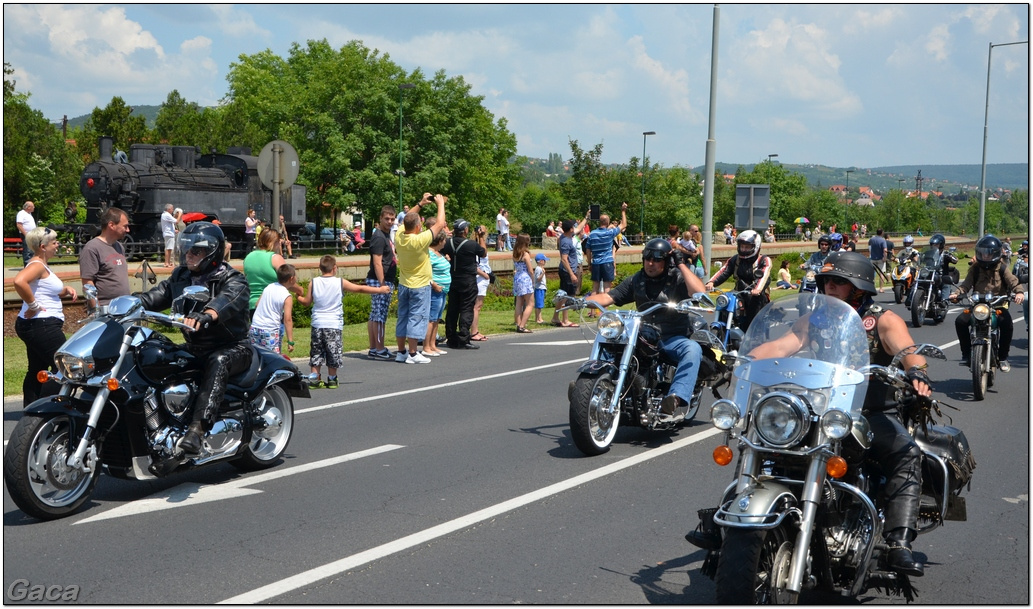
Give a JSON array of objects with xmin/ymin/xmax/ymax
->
[
  {"xmin": 23, "ymin": 395, "xmax": 92, "ymax": 439},
  {"xmin": 716, "ymin": 481, "xmax": 798, "ymax": 529},
  {"xmin": 261, "ymin": 359, "xmax": 311, "ymax": 399},
  {"xmin": 576, "ymin": 360, "xmax": 619, "ymax": 377}
]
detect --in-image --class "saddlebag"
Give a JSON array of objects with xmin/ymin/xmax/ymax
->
[{"xmin": 914, "ymin": 424, "xmax": 976, "ymax": 495}]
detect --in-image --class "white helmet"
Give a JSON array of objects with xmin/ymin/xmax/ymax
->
[{"xmin": 736, "ymin": 229, "xmax": 762, "ymax": 258}]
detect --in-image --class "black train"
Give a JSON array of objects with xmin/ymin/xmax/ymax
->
[{"xmin": 75, "ymin": 136, "xmax": 306, "ymax": 257}]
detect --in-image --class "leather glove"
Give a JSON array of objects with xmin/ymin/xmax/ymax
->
[
  {"xmin": 668, "ymin": 251, "xmax": 686, "ymax": 268},
  {"xmin": 187, "ymin": 311, "xmax": 215, "ymax": 330}
]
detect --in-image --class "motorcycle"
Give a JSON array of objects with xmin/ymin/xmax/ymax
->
[
  {"xmin": 695, "ymin": 295, "xmax": 973, "ymax": 603},
  {"xmin": 890, "ymin": 251, "xmax": 918, "ymax": 305},
  {"xmin": 909, "ymin": 246, "xmax": 956, "ymax": 327},
  {"xmin": 555, "ymin": 290, "xmax": 733, "ymax": 456},
  {"xmin": 797, "ymin": 253, "xmax": 822, "ymax": 294},
  {"xmin": 707, "ymin": 288, "xmax": 749, "ymax": 356},
  {"xmin": 3, "ymin": 285, "xmax": 310, "ymax": 521},
  {"xmin": 958, "ymin": 292, "xmax": 1011, "ymax": 401}
]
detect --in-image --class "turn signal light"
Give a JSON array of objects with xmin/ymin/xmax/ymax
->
[
  {"xmin": 36, "ymin": 370, "xmax": 50, "ymax": 384},
  {"xmin": 713, "ymin": 445, "xmax": 733, "ymax": 466},
  {"xmin": 106, "ymin": 378, "xmax": 120, "ymax": 391},
  {"xmin": 826, "ymin": 456, "xmax": 848, "ymax": 479}
]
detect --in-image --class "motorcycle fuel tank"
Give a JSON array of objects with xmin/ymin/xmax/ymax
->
[{"xmin": 135, "ymin": 337, "xmax": 201, "ymax": 385}]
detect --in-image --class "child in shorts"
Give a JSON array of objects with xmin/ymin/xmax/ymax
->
[
  {"xmin": 250, "ymin": 264, "xmax": 298, "ymax": 354},
  {"xmin": 533, "ymin": 253, "xmax": 548, "ymax": 324},
  {"xmin": 297, "ymin": 255, "xmax": 391, "ymax": 388}
]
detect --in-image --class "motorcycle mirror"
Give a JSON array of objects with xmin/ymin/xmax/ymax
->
[
  {"xmin": 83, "ymin": 284, "xmax": 99, "ymax": 316},
  {"xmin": 692, "ymin": 292, "xmax": 716, "ymax": 308}
]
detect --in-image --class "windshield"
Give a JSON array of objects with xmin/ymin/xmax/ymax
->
[
  {"xmin": 919, "ymin": 246, "xmax": 940, "ymax": 269},
  {"xmin": 740, "ymin": 294, "xmax": 870, "ymax": 372}
]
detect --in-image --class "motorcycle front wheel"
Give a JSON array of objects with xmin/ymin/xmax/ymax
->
[
  {"xmin": 971, "ymin": 343, "xmax": 988, "ymax": 401},
  {"xmin": 233, "ymin": 385, "xmax": 295, "ymax": 470},
  {"xmin": 715, "ymin": 526, "xmax": 798, "ymax": 604},
  {"xmin": 893, "ymin": 283, "xmax": 904, "ymax": 304},
  {"xmin": 911, "ymin": 289, "xmax": 927, "ymax": 327},
  {"xmin": 568, "ymin": 373, "xmax": 618, "ymax": 456},
  {"xmin": 3, "ymin": 414, "xmax": 100, "ymax": 521}
]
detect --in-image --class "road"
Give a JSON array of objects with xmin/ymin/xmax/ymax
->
[{"xmin": 2, "ymin": 292, "xmax": 1028, "ymax": 604}]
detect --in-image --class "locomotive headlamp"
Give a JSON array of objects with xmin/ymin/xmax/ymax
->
[
  {"xmin": 86, "ymin": 178, "xmax": 95, "ymax": 188},
  {"xmin": 819, "ymin": 408, "xmax": 852, "ymax": 440},
  {"xmin": 755, "ymin": 391, "xmax": 810, "ymax": 447},
  {"xmin": 597, "ymin": 312, "xmax": 624, "ymax": 340},
  {"xmin": 710, "ymin": 399, "xmax": 740, "ymax": 430},
  {"xmin": 972, "ymin": 303, "xmax": 991, "ymax": 321}
]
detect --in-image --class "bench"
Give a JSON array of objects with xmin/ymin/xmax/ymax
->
[{"xmin": 4, "ymin": 238, "xmax": 23, "ymax": 254}]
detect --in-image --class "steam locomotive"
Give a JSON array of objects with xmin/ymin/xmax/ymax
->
[{"xmin": 72, "ymin": 136, "xmax": 306, "ymax": 257}]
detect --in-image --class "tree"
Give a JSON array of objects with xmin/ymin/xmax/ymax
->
[
  {"xmin": 153, "ymin": 90, "xmax": 203, "ymax": 145},
  {"xmin": 74, "ymin": 97, "xmax": 149, "ymax": 163}
]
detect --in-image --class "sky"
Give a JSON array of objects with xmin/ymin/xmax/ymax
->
[{"xmin": 3, "ymin": 3, "xmax": 1029, "ymax": 170}]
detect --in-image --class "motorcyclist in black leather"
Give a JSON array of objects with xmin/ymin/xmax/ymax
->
[
  {"xmin": 816, "ymin": 251, "xmax": 930, "ymax": 577},
  {"xmin": 138, "ymin": 222, "xmax": 252, "ymax": 455},
  {"xmin": 705, "ymin": 230, "xmax": 772, "ymax": 330},
  {"xmin": 929, "ymin": 233, "xmax": 959, "ymax": 300}
]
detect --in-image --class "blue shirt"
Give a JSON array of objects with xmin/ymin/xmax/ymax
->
[
  {"xmin": 585, "ymin": 226, "xmax": 620, "ymax": 265},
  {"xmin": 558, "ymin": 234, "xmax": 578, "ymax": 273},
  {"xmin": 868, "ymin": 235, "xmax": 888, "ymax": 261}
]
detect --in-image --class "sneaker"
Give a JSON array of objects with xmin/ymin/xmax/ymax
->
[
  {"xmin": 999, "ymin": 360, "xmax": 1011, "ymax": 372},
  {"xmin": 420, "ymin": 350, "xmax": 442, "ymax": 357},
  {"xmin": 395, "ymin": 351, "xmax": 408, "ymax": 363},
  {"xmin": 372, "ymin": 348, "xmax": 393, "ymax": 361},
  {"xmin": 435, "ymin": 349, "xmax": 447, "ymax": 355},
  {"xmin": 325, "ymin": 377, "xmax": 339, "ymax": 388},
  {"xmin": 405, "ymin": 351, "xmax": 431, "ymax": 364}
]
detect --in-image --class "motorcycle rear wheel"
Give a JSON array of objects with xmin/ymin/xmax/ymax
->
[
  {"xmin": 569, "ymin": 373, "xmax": 618, "ymax": 456},
  {"xmin": 3, "ymin": 414, "xmax": 100, "ymax": 521},
  {"xmin": 911, "ymin": 289, "xmax": 927, "ymax": 327},
  {"xmin": 232, "ymin": 385, "xmax": 294, "ymax": 470},
  {"xmin": 715, "ymin": 526, "xmax": 798, "ymax": 604},
  {"xmin": 971, "ymin": 344, "xmax": 988, "ymax": 401}
]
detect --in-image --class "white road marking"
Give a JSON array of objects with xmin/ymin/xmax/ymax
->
[
  {"xmin": 218, "ymin": 426, "xmax": 725, "ymax": 604},
  {"xmin": 1003, "ymin": 494, "xmax": 1028, "ymax": 504},
  {"xmin": 510, "ymin": 340, "xmax": 590, "ymax": 346},
  {"xmin": 295, "ymin": 357, "xmax": 587, "ymax": 415},
  {"xmin": 73, "ymin": 444, "xmax": 404, "ymax": 525}
]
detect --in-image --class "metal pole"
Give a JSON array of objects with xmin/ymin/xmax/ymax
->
[
  {"xmin": 702, "ymin": 4, "xmax": 720, "ymax": 272},
  {"xmin": 979, "ymin": 40, "xmax": 1027, "ymax": 238},
  {"xmin": 640, "ymin": 131, "xmax": 655, "ymax": 238}
]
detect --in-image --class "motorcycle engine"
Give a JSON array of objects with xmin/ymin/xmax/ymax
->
[{"xmin": 161, "ymin": 384, "xmax": 194, "ymax": 420}]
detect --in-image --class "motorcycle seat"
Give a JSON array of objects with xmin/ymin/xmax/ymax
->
[{"xmin": 226, "ymin": 345, "xmax": 263, "ymax": 390}]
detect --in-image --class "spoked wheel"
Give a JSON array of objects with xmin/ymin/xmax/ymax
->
[
  {"xmin": 232, "ymin": 385, "xmax": 294, "ymax": 470},
  {"xmin": 971, "ymin": 344, "xmax": 987, "ymax": 400},
  {"xmin": 3, "ymin": 415, "xmax": 99, "ymax": 521},
  {"xmin": 716, "ymin": 526, "xmax": 798, "ymax": 604},
  {"xmin": 568, "ymin": 373, "xmax": 619, "ymax": 456},
  {"xmin": 911, "ymin": 289, "xmax": 927, "ymax": 327}
]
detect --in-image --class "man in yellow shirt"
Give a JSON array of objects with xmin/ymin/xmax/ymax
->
[{"xmin": 393, "ymin": 192, "xmax": 447, "ymax": 364}]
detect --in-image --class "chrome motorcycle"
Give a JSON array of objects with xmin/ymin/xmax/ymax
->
[
  {"xmin": 3, "ymin": 286, "xmax": 310, "ymax": 521},
  {"xmin": 695, "ymin": 295, "xmax": 973, "ymax": 603},
  {"xmin": 555, "ymin": 291, "xmax": 732, "ymax": 456},
  {"xmin": 909, "ymin": 246, "xmax": 956, "ymax": 327}
]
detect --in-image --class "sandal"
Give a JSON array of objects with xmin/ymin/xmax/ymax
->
[
  {"xmin": 471, "ymin": 333, "xmax": 489, "ymax": 341},
  {"xmin": 516, "ymin": 327, "xmax": 533, "ymax": 333},
  {"xmin": 560, "ymin": 322, "xmax": 579, "ymax": 328}
]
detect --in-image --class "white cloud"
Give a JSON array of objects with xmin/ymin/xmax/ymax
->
[
  {"xmin": 209, "ymin": 6, "xmax": 271, "ymax": 39},
  {"xmin": 924, "ymin": 23, "xmax": 952, "ymax": 61},
  {"xmin": 627, "ymin": 35, "xmax": 692, "ymax": 118},
  {"xmin": 852, "ymin": 6, "xmax": 903, "ymax": 30}
]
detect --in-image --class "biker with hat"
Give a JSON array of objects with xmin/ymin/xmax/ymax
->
[{"xmin": 950, "ymin": 234, "xmax": 1024, "ymax": 372}]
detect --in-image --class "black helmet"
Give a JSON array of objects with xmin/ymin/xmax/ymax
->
[
  {"xmin": 974, "ymin": 234, "xmax": 1003, "ymax": 270},
  {"xmin": 817, "ymin": 235, "xmax": 832, "ymax": 248},
  {"xmin": 929, "ymin": 234, "xmax": 946, "ymax": 249},
  {"xmin": 178, "ymin": 221, "xmax": 226, "ymax": 274},
  {"xmin": 642, "ymin": 237, "xmax": 672, "ymax": 265},
  {"xmin": 817, "ymin": 251, "xmax": 877, "ymax": 295}
]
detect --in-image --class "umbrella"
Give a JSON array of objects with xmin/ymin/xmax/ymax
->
[{"xmin": 794, "ymin": 217, "xmax": 809, "ymax": 224}]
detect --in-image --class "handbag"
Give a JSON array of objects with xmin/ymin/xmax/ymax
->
[{"xmin": 488, "ymin": 271, "xmax": 497, "ymax": 285}]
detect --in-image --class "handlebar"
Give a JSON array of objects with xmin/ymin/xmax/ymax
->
[{"xmin": 138, "ymin": 311, "xmax": 196, "ymax": 332}]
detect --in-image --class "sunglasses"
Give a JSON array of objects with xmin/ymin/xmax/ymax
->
[{"xmin": 823, "ymin": 276, "xmax": 852, "ymax": 287}]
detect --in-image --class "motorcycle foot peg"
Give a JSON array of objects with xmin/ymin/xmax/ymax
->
[{"xmin": 148, "ymin": 457, "xmax": 183, "ymax": 478}]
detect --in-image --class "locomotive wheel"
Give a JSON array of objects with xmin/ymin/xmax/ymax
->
[
  {"xmin": 3, "ymin": 415, "xmax": 99, "ymax": 521},
  {"xmin": 971, "ymin": 344, "xmax": 987, "ymax": 401},
  {"xmin": 233, "ymin": 385, "xmax": 294, "ymax": 470},
  {"xmin": 568, "ymin": 373, "xmax": 618, "ymax": 456},
  {"xmin": 911, "ymin": 290, "xmax": 927, "ymax": 327},
  {"xmin": 715, "ymin": 526, "xmax": 798, "ymax": 604}
]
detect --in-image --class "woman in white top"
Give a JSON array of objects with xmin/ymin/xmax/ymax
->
[
  {"xmin": 13, "ymin": 227, "xmax": 77, "ymax": 407},
  {"xmin": 470, "ymin": 226, "xmax": 493, "ymax": 341}
]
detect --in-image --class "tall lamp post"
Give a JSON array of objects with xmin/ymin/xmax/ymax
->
[
  {"xmin": 978, "ymin": 40, "xmax": 1028, "ymax": 237},
  {"xmin": 397, "ymin": 83, "xmax": 415, "ymax": 210},
  {"xmin": 845, "ymin": 169, "xmax": 854, "ymax": 200},
  {"xmin": 640, "ymin": 131, "xmax": 655, "ymax": 239}
]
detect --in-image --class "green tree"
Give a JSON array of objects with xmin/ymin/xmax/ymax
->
[
  {"xmin": 75, "ymin": 96, "xmax": 149, "ymax": 163},
  {"xmin": 153, "ymin": 90, "xmax": 203, "ymax": 145}
]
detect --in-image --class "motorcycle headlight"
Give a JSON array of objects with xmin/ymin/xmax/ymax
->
[
  {"xmin": 716, "ymin": 294, "xmax": 729, "ymax": 309},
  {"xmin": 805, "ymin": 270, "xmax": 816, "ymax": 282},
  {"xmin": 972, "ymin": 303, "xmax": 991, "ymax": 321},
  {"xmin": 819, "ymin": 408, "xmax": 852, "ymax": 440},
  {"xmin": 54, "ymin": 353, "xmax": 94, "ymax": 382},
  {"xmin": 754, "ymin": 391, "xmax": 811, "ymax": 447},
  {"xmin": 597, "ymin": 312, "xmax": 624, "ymax": 340},
  {"xmin": 711, "ymin": 399, "xmax": 741, "ymax": 430}
]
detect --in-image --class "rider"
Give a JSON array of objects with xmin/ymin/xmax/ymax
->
[
  {"xmin": 828, "ymin": 231, "xmax": 844, "ymax": 251},
  {"xmin": 950, "ymin": 235, "xmax": 1024, "ymax": 372},
  {"xmin": 705, "ymin": 229, "xmax": 772, "ymax": 330},
  {"xmin": 800, "ymin": 234, "xmax": 832, "ymax": 269},
  {"xmin": 928, "ymin": 233, "xmax": 959, "ymax": 301},
  {"xmin": 137, "ymin": 222, "xmax": 252, "ymax": 457},
  {"xmin": 584, "ymin": 238, "xmax": 706, "ymax": 419},
  {"xmin": 897, "ymin": 234, "xmax": 919, "ymax": 264}
]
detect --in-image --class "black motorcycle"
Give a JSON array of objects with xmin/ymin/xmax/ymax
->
[
  {"xmin": 910, "ymin": 246, "xmax": 956, "ymax": 327},
  {"xmin": 556, "ymin": 291, "xmax": 732, "ymax": 456},
  {"xmin": 959, "ymin": 292, "xmax": 1011, "ymax": 400},
  {"xmin": 3, "ymin": 286, "xmax": 310, "ymax": 521}
]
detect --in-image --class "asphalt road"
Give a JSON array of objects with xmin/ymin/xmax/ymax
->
[{"xmin": 2, "ymin": 292, "xmax": 1028, "ymax": 604}]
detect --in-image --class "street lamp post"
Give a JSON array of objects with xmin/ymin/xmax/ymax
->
[
  {"xmin": 978, "ymin": 40, "xmax": 1028, "ymax": 237},
  {"xmin": 397, "ymin": 83, "xmax": 415, "ymax": 210},
  {"xmin": 640, "ymin": 131, "xmax": 655, "ymax": 239},
  {"xmin": 768, "ymin": 153, "xmax": 778, "ymax": 163},
  {"xmin": 845, "ymin": 169, "xmax": 854, "ymax": 200}
]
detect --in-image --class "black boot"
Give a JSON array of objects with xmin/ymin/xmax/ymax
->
[
  {"xmin": 179, "ymin": 421, "xmax": 205, "ymax": 456},
  {"xmin": 885, "ymin": 528, "xmax": 924, "ymax": 577},
  {"xmin": 685, "ymin": 507, "xmax": 721, "ymax": 550},
  {"xmin": 660, "ymin": 394, "xmax": 686, "ymax": 416}
]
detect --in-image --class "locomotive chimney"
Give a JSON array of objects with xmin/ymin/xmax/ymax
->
[{"xmin": 99, "ymin": 136, "xmax": 113, "ymax": 161}]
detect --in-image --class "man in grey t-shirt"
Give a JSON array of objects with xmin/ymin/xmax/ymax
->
[
  {"xmin": 868, "ymin": 228, "xmax": 889, "ymax": 293},
  {"xmin": 79, "ymin": 208, "xmax": 131, "ymax": 305}
]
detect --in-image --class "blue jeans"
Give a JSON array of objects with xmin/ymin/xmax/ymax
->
[
  {"xmin": 660, "ymin": 334, "xmax": 703, "ymax": 402},
  {"xmin": 396, "ymin": 284, "xmax": 432, "ymax": 340}
]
